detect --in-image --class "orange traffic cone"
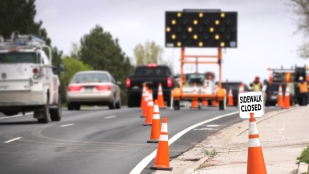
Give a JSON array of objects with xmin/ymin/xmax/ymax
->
[
  {"xmin": 147, "ymin": 100, "xmax": 161, "ymax": 143},
  {"xmin": 144, "ymin": 90, "xmax": 153, "ymax": 126},
  {"xmin": 277, "ymin": 84, "xmax": 283, "ymax": 107},
  {"xmin": 141, "ymin": 89, "xmax": 149, "ymax": 118},
  {"xmin": 237, "ymin": 83, "xmax": 244, "ymax": 107},
  {"xmin": 202, "ymin": 84, "xmax": 208, "ymax": 107},
  {"xmin": 247, "ymin": 113, "xmax": 267, "ymax": 174},
  {"xmin": 157, "ymin": 83, "xmax": 165, "ymax": 109},
  {"xmin": 282, "ymin": 84, "xmax": 290, "ymax": 109},
  {"xmin": 140, "ymin": 84, "xmax": 147, "ymax": 111},
  {"xmin": 190, "ymin": 83, "xmax": 199, "ymax": 108},
  {"xmin": 150, "ymin": 116, "xmax": 173, "ymax": 171},
  {"xmin": 212, "ymin": 85, "xmax": 219, "ymax": 107},
  {"xmin": 227, "ymin": 88, "xmax": 234, "ymax": 106}
]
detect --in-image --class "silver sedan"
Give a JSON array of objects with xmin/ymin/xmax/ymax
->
[{"xmin": 66, "ymin": 71, "xmax": 122, "ymax": 110}]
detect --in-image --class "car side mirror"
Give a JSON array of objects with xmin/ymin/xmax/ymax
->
[
  {"xmin": 59, "ymin": 63, "xmax": 66, "ymax": 74},
  {"xmin": 117, "ymin": 81, "xmax": 122, "ymax": 85},
  {"xmin": 263, "ymin": 79, "xmax": 268, "ymax": 86}
]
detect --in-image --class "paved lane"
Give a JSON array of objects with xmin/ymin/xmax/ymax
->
[{"xmin": 0, "ymin": 106, "xmax": 282, "ymax": 174}]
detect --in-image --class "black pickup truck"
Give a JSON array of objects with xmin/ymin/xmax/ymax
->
[{"xmin": 126, "ymin": 64, "xmax": 179, "ymax": 107}]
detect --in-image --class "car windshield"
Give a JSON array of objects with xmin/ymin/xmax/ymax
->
[
  {"xmin": 72, "ymin": 73, "xmax": 109, "ymax": 83},
  {"xmin": 0, "ymin": 52, "xmax": 40, "ymax": 64}
]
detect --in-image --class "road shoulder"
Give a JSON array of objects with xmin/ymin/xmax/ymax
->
[{"xmin": 154, "ymin": 106, "xmax": 308, "ymax": 174}]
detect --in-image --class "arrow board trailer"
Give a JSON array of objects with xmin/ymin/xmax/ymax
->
[{"xmin": 238, "ymin": 91, "xmax": 265, "ymax": 119}]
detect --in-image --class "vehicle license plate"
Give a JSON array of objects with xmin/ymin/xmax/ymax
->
[
  {"xmin": 84, "ymin": 88, "xmax": 93, "ymax": 92},
  {"xmin": 271, "ymin": 96, "xmax": 277, "ymax": 99}
]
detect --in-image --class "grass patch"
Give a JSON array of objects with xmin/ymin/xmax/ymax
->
[
  {"xmin": 297, "ymin": 145, "xmax": 309, "ymax": 165},
  {"xmin": 197, "ymin": 149, "xmax": 218, "ymax": 169},
  {"xmin": 199, "ymin": 162, "xmax": 215, "ymax": 169},
  {"xmin": 203, "ymin": 149, "xmax": 218, "ymax": 158}
]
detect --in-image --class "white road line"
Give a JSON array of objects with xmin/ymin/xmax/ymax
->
[
  {"xmin": 0, "ymin": 113, "xmax": 32, "ymax": 120},
  {"xmin": 4, "ymin": 137, "xmax": 22, "ymax": 143},
  {"xmin": 129, "ymin": 111, "xmax": 239, "ymax": 174},
  {"xmin": 60, "ymin": 124, "xmax": 74, "ymax": 127},
  {"xmin": 105, "ymin": 116, "xmax": 116, "ymax": 119}
]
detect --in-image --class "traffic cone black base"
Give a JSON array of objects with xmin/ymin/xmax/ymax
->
[
  {"xmin": 150, "ymin": 166, "xmax": 173, "ymax": 171},
  {"xmin": 147, "ymin": 140, "xmax": 159, "ymax": 143},
  {"xmin": 140, "ymin": 116, "xmax": 145, "ymax": 118},
  {"xmin": 143, "ymin": 123, "xmax": 151, "ymax": 126}
]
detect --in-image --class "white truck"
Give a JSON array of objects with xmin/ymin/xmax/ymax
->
[{"xmin": 0, "ymin": 32, "xmax": 65, "ymax": 123}]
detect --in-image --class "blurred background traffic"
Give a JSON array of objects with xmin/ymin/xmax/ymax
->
[{"xmin": 1, "ymin": 0, "xmax": 308, "ymax": 108}]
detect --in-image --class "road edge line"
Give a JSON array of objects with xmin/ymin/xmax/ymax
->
[{"xmin": 129, "ymin": 111, "xmax": 239, "ymax": 174}]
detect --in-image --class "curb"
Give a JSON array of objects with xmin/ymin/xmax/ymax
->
[
  {"xmin": 298, "ymin": 162, "xmax": 309, "ymax": 174},
  {"xmin": 183, "ymin": 106, "xmax": 302, "ymax": 172},
  {"xmin": 236, "ymin": 106, "xmax": 299, "ymax": 136}
]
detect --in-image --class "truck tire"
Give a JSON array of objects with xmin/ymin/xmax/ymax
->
[
  {"xmin": 127, "ymin": 98, "xmax": 135, "ymax": 108},
  {"xmin": 38, "ymin": 94, "xmax": 50, "ymax": 123},
  {"xmin": 50, "ymin": 94, "xmax": 62, "ymax": 121}
]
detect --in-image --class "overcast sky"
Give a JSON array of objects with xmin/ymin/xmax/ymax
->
[{"xmin": 35, "ymin": 0, "xmax": 308, "ymax": 88}]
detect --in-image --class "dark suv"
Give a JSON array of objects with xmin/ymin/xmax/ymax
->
[
  {"xmin": 215, "ymin": 81, "xmax": 251, "ymax": 106},
  {"xmin": 264, "ymin": 82, "xmax": 295, "ymax": 106}
]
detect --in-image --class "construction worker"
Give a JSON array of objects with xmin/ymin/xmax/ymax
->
[
  {"xmin": 250, "ymin": 76, "xmax": 263, "ymax": 91},
  {"xmin": 297, "ymin": 76, "xmax": 308, "ymax": 106}
]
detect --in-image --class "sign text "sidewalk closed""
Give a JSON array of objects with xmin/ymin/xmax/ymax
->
[{"xmin": 238, "ymin": 91, "xmax": 265, "ymax": 119}]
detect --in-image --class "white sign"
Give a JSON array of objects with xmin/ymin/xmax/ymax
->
[{"xmin": 238, "ymin": 91, "xmax": 265, "ymax": 119}]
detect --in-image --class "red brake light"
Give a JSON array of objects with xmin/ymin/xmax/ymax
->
[
  {"xmin": 33, "ymin": 68, "xmax": 38, "ymax": 74},
  {"xmin": 126, "ymin": 78, "xmax": 131, "ymax": 87},
  {"xmin": 167, "ymin": 77, "xmax": 172, "ymax": 87},
  {"xmin": 147, "ymin": 64, "xmax": 158, "ymax": 68},
  {"xmin": 67, "ymin": 85, "xmax": 82, "ymax": 91},
  {"xmin": 96, "ymin": 85, "xmax": 111, "ymax": 91}
]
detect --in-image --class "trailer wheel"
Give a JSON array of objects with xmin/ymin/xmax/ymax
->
[
  {"xmin": 173, "ymin": 100, "xmax": 180, "ymax": 110},
  {"xmin": 219, "ymin": 97, "xmax": 227, "ymax": 111}
]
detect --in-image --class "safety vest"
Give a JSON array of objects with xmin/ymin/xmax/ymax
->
[
  {"xmin": 253, "ymin": 83, "xmax": 260, "ymax": 91},
  {"xmin": 298, "ymin": 82, "xmax": 308, "ymax": 93}
]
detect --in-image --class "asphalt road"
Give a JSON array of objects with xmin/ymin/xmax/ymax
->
[{"xmin": 0, "ymin": 106, "xmax": 282, "ymax": 174}]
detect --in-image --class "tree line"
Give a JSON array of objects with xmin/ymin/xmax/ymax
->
[{"xmin": 0, "ymin": 0, "xmax": 173, "ymax": 105}]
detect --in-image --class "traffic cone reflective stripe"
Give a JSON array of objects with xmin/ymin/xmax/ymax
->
[
  {"xmin": 227, "ymin": 88, "xmax": 234, "ymax": 106},
  {"xmin": 140, "ymin": 84, "xmax": 146, "ymax": 111},
  {"xmin": 277, "ymin": 84, "xmax": 283, "ymax": 107},
  {"xmin": 144, "ymin": 90, "xmax": 153, "ymax": 126},
  {"xmin": 150, "ymin": 116, "xmax": 173, "ymax": 171},
  {"xmin": 141, "ymin": 89, "xmax": 149, "ymax": 118},
  {"xmin": 282, "ymin": 84, "xmax": 290, "ymax": 109},
  {"xmin": 247, "ymin": 113, "xmax": 267, "ymax": 174},
  {"xmin": 147, "ymin": 100, "xmax": 161, "ymax": 143},
  {"xmin": 190, "ymin": 83, "xmax": 199, "ymax": 108},
  {"xmin": 157, "ymin": 83, "xmax": 166, "ymax": 109}
]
